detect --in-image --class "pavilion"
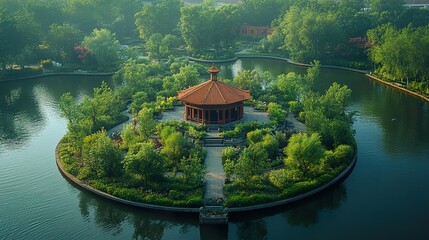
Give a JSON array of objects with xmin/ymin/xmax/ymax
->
[{"xmin": 177, "ymin": 66, "xmax": 250, "ymax": 124}]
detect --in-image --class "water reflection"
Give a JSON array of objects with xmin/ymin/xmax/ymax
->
[
  {"xmin": 360, "ymin": 83, "xmax": 429, "ymax": 156},
  {"xmin": 77, "ymin": 190, "xmax": 198, "ymax": 239},
  {"xmin": 282, "ymin": 184, "xmax": 347, "ymax": 227},
  {"xmin": 236, "ymin": 219, "xmax": 267, "ymax": 240},
  {"xmin": 0, "ymin": 82, "xmax": 44, "ymax": 150},
  {"xmin": 0, "ymin": 76, "xmax": 112, "ymax": 152}
]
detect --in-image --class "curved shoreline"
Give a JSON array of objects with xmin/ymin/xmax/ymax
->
[
  {"xmin": 366, "ymin": 74, "xmax": 429, "ymax": 102},
  {"xmin": 0, "ymin": 72, "xmax": 115, "ymax": 82},
  {"xmin": 187, "ymin": 56, "xmax": 238, "ymax": 63},
  {"xmin": 192, "ymin": 54, "xmax": 429, "ymax": 102},
  {"xmin": 55, "ymin": 141, "xmax": 357, "ymax": 214}
]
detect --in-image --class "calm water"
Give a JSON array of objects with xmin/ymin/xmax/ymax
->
[{"xmin": 0, "ymin": 60, "xmax": 428, "ymax": 240}]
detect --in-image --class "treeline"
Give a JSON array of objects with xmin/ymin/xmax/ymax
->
[{"xmin": 1, "ymin": 0, "xmax": 428, "ymax": 92}]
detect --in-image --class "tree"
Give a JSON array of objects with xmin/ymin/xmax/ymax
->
[
  {"xmin": 123, "ymin": 141, "xmax": 164, "ymax": 184},
  {"xmin": 135, "ymin": 0, "xmax": 182, "ymax": 41},
  {"xmin": 80, "ymin": 81, "xmax": 124, "ymax": 131},
  {"xmin": 279, "ymin": 6, "xmax": 344, "ymax": 62},
  {"xmin": 179, "ymin": 4, "xmax": 212, "ymax": 52},
  {"xmin": 145, "ymin": 34, "xmax": 180, "ymax": 61},
  {"xmin": 367, "ymin": 24, "xmax": 429, "ymax": 85},
  {"xmin": 136, "ymin": 107, "xmax": 157, "ymax": 139},
  {"xmin": 284, "ymin": 133, "xmax": 325, "ymax": 179},
  {"xmin": 232, "ymin": 70, "xmax": 264, "ymax": 98},
  {"xmin": 47, "ymin": 23, "xmax": 83, "ymax": 63},
  {"xmin": 235, "ymin": 143, "xmax": 269, "ymax": 180},
  {"xmin": 82, "ymin": 28, "xmax": 120, "ymax": 69},
  {"xmin": 163, "ymin": 64, "xmax": 200, "ymax": 92},
  {"xmin": 302, "ymin": 83, "xmax": 354, "ymax": 149},
  {"xmin": 239, "ymin": 0, "xmax": 289, "ymax": 26},
  {"xmin": 81, "ymin": 130, "xmax": 123, "ymax": 178},
  {"xmin": 367, "ymin": 0, "xmax": 404, "ymax": 24},
  {"xmin": 179, "ymin": 153, "xmax": 204, "ymax": 185}
]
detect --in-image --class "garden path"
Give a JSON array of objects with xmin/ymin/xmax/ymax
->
[{"xmin": 203, "ymin": 146, "xmax": 226, "ymax": 205}]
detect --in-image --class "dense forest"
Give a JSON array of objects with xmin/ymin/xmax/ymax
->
[{"xmin": 1, "ymin": 0, "xmax": 428, "ymax": 90}]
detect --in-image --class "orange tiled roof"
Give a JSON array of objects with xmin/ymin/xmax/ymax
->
[{"xmin": 177, "ymin": 79, "xmax": 250, "ymax": 105}]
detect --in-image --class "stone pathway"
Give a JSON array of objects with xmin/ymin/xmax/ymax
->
[
  {"xmin": 203, "ymin": 147, "xmax": 226, "ymax": 205},
  {"xmin": 107, "ymin": 107, "xmax": 132, "ymax": 136},
  {"xmin": 286, "ymin": 112, "xmax": 307, "ymax": 132}
]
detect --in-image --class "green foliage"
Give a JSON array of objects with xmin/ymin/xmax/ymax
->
[
  {"xmin": 47, "ymin": 23, "xmax": 83, "ymax": 63},
  {"xmin": 267, "ymin": 102, "xmax": 286, "ymax": 125},
  {"xmin": 82, "ymin": 28, "xmax": 120, "ymax": 69},
  {"xmin": 284, "ymin": 132, "xmax": 325, "ymax": 179},
  {"xmin": 368, "ymin": 24, "xmax": 429, "ymax": 85},
  {"xmin": 222, "ymin": 121, "xmax": 271, "ymax": 138},
  {"xmin": 81, "ymin": 130, "xmax": 123, "ymax": 179},
  {"xmin": 279, "ymin": 6, "xmax": 344, "ymax": 62},
  {"xmin": 179, "ymin": 2, "xmax": 239, "ymax": 52},
  {"xmin": 123, "ymin": 141, "xmax": 164, "ymax": 185},
  {"xmin": 135, "ymin": 0, "xmax": 182, "ymax": 41},
  {"xmin": 302, "ymin": 83, "xmax": 355, "ymax": 149}
]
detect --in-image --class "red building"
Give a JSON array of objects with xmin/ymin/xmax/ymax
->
[
  {"xmin": 240, "ymin": 24, "xmax": 273, "ymax": 38},
  {"xmin": 177, "ymin": 66, "xmax": 250, "ymax": 124}
]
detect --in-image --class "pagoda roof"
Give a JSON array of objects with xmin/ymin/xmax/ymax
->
[{"xmin": 177, "ymin": 79, "xmax": 250, "ymax": 106}]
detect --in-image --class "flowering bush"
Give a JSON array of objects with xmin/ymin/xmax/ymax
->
[{"xmin": 74, "ymin": 45, "xmax": 90, "ymax": 64}]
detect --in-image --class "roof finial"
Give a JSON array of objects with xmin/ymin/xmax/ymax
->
[{"xmin": 208, "ymin": 64, "xmax": 220, "ymax": 81}]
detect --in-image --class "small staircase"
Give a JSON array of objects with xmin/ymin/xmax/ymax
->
[
  {"xmin": 199, "ymin": 206, "xmax": 228, "ymax": 224},
  {"xmin": 204, "ymin": 137, "xmax": 224, "ymax": 147}
]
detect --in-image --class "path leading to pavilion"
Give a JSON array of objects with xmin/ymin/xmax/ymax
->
[
  {"xmin": 203, "ymin": 146, "xmax": 226, "ymax": 205},
  {"xmin": 107, "ymin": 107, "xmax": 132, "ymax": 136}
]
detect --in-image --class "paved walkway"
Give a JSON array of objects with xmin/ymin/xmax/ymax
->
[
  {"xmin": 204, "ymin": 147, "xmax": 226, "ymax": 205},
  {"xmin": 107, "ymin": 107, "xmax": 132, "ymax": 136},
  {"xmin": 286, "ymin": 112, "xmax": 307, "ymax": 132}
]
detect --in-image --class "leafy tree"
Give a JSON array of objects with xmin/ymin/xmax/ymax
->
[
  {"xmin": 136, "ymin": 107, "xmax": 157, "ymax": 139},
  {"xmin": 284, "ymin": 132, "xmax": 325, "ymax": 179},
  {"xmin": 113, "ymin": 60, "xmax": 166, "ymax": 100},
  {"xmin": 145, "ymin": 33, "xmax": 180, "ymax": 61},
  {"xmin": 80, "ymin": 81, "xmax": 124, "ymax": 131},
  {"xmin": 47, "ymin": 23, "xmax": 83, "ymax": 63},
  {"xmin": 367, "ymin": 24, "xmax": 429, "ymax": 86},
  {"xmin": 81, "ymin": 129, "xmax": 123, "ymax": 178},
  {"xmin": 82, "ymin": 28, "xmax": 120, "ymax": 69},
  {"xmin": 163, "ymin": 64, "xmax": 200, "ymax": 92},
  {"xmin": 123, "ymin": 141, "xmax": 164, "ymax": 184},
  {"xmin": 279, "ymin": 6, "xmax": 344, "ymax": 62},
  {"xmin": 179, "ymin": 4, "xmax": 212, "ymax": 52},
  {"xmin": 302, "ymin": 83, "xmax": 354, "ymax": 149},
  {"xmin": 235, "ymin": 143, "xmax": 269, "ymax": 180},
  {"xmin": 135, "ymin": 0, "xmax": 182, "ymax": 41},
  {"xmin": 179, "ymin": 153, "xmax": 204, "ymax": 185},
  {"xmin": 367, "ymin": 0, "xmax": 404, "ymax": 24},
  {"xmin": 239, "ymin": 0, "xmax": 289, "ymax": 26}
]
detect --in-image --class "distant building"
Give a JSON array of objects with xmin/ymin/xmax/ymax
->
[{"xmin": 239, "ymin": 24, "xmax": 273, "ymax": 39}]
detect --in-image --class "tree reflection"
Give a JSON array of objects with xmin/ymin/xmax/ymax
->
[
  {"xmin": 360, "ymin": 83, "xmax": 429, "ymax": 156},
  {"xmin": 78, "ymin": 191, "xmax": 126, "ymax": 236},
  {"xmin": 77, "ymin": 189, "xmax": 198, "ymax": 239},
  {"xmin": 237, "ymin": 219, "xmax": 267, "ymax": 240},
  {"xmin": 0, "ymin": 83, "xmax": 44, "ymax": 150},
  {"xmin": 283, "ymin": 184, "xmax": 347, "ymax": 227},
  {"xmin": 132, "ymin": 218, "xmax": 166, "ymax": 240}
]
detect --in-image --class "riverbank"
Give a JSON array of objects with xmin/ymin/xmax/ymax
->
[
  {"xmin": 0, "ymin": 71, "xmax": 115, "ymax": 82},
  {"xmin": 366, "ymin": 74, "xmax": 429, "ymax": 102},
  {"xmin": 192, "ymin": 53, "xmax": 429, "ymax": 103}
]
